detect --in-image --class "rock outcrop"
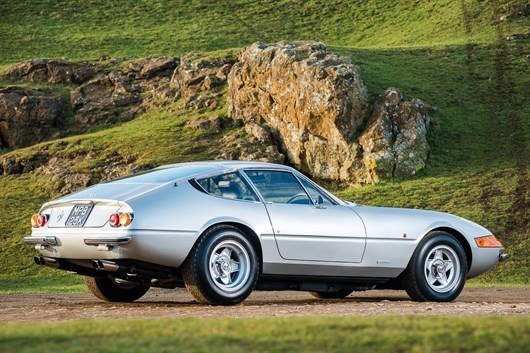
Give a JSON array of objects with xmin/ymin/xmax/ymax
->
[
  {"xmin": 228, "ymin": 41, "xmax": 431, "ymax": 184},
  {"xmin": 70, "ymin": 70, "xmax": 142, "ymax": 126},
  {"xmin": 171, "ymin": 55, "xmax": 235, "ymax": 110},
  {"xmin": 360, "ymin": 89, "xmax": 431, "ymax": 181},
  {"xmin": 2, "ymin": 59, "xmax": 101, "ymax": 84},
  {"xmin": 127, "ymin": 56, "xmax": 178, "ymax": 79},
  {"xmin": 0, "ymin": 87, "xmax": 65, "ymax": 149},
  {"xmin": 228, "ymin": 41, "xmax": 368, "ymax": 181},
  {"xmin": 1, "ymin": 43, "xmax": 432, "ymax": 186}
]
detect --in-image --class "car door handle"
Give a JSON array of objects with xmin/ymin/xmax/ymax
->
[{"xmin": 315, "ymin": 205, "xmax": 327, "ymax": 209}]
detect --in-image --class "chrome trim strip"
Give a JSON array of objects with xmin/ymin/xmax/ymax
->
[
  {"xmin": 23, "ymin": 236, "xmax": 57, "ymax": 246},
  {"xmin": 83, "ymin": 237, "xmax": 132, "ymax": 246}
]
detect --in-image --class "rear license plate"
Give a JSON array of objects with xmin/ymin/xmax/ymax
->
[{"xmin": 65, "ymin": 205, "xmax": 93, "ymax": 227}]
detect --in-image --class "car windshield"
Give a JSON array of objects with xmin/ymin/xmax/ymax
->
[{"xmin": 109, "ymin": 165, "xmax": 218, "ymax": 184}]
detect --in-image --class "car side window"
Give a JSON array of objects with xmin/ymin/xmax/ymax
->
[
  {"xmin": 196, "ymin": 172, "xmax": 259, "ymax": 201},
  {"xmin": 244, "ymin": 170, "xmax": 311, "ymax": 205},
  {"xmin": 298, "ymin": 177, "xmax": 334, "ymax": 205}
]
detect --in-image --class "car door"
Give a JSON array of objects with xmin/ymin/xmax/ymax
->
[{"xmin": 243, "ymin": 169, "xmax": 366, "ymax": 263}]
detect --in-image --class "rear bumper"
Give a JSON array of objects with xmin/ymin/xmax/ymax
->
[{"xmin": 24, "ymin": 229, "xmax": 199, "ymax": 268}]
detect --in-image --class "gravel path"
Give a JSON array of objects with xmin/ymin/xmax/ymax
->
[{"xmin": 1, "ymin": 286, "xmax": 528, "ymax": 322}]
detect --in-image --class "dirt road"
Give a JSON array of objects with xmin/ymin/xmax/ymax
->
[{"xmin": 1, "ymin": 286, "xmax": 528, "ymax": 322}]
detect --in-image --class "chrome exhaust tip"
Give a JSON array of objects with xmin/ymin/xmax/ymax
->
[
  {"xmin": 91, "ymin": 259, "xmax": 102, "ymax": 269},
  {"xmin": 91, "ymin": 259, "xmax": 119, "ymax": 272},
  {"xmin": 499, "ymin": 253, "xmax": 510, "ymax": 262}
]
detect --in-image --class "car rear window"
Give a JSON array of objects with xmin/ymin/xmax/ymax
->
[
  {"xmin": 195, "ymin": 172, "xmax": 259, "ymax": 201},
  {"xmin": 110, "ymin": 166, "xmax": 218, "ymax": 184}
]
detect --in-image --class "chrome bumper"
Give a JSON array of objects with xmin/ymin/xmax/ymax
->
[
  {"xmin": 24, "ymin": 236, "xmax": 57, "ymax": 245},
  {"xmin": 24, "ymin": 235, "xmax": 131, "ymax": 251}
]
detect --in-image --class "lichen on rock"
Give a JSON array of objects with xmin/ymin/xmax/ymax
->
[
  {"xmin": 360, "ymin": 89, "xmax": 431, "ymax": 182},
  {"xmin": 0, "ymin": 87, "xmax": 66, "ymax": 149},
  {"xmin": 228, "ymin": 41, "xmax": 432, "ymax": 184}
]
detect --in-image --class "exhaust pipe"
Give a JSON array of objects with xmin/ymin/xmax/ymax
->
[
  {"xmin": 34, "ymin": 256, "xmax": 60, "ymax": 268},
  {"xmin": 91, "ymin": 259, "xmax": 120, "ymax": 272}
]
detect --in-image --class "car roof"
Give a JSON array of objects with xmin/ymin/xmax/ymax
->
[{"xmin": 156, "ymin": 160, "xmax": 295, "ymax": 172}]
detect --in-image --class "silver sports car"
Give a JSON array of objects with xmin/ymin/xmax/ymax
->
[{"xmin": 24, "ymin": 161, "xmax": 508, "ymax": 305}]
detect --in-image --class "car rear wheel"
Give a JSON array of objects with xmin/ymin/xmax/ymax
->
[
  {"xmin": 84, "ymin": 276, "xmax": 149, "ymax": 302},
  {"xmin": 310, "ymin": 289, "xmax": 353, "ymax": 299},
  {"xmin": 182, "ymin": 225, "xmax": 259, "ymax": 305},
  {"xmin": 402, "ymin": 231, "xmax": 467, "ymax": 302}
]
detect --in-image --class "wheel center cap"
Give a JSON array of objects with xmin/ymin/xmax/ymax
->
[
  {"xmin": 437, "ymin": 264, "xmax": 446, "ymax": 275},
  {"xmin": 432, "ymin": 260, "xmax": 446, "ymax": 276},
  {"xmin": 221, "ymin": 261, "xmax": 230, "ymax": 272}
]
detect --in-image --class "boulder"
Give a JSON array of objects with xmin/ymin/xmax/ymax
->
[
  {"xmin": 228, "ymin": 41, "xmax": 368, "ymax": 181},
  {"xmin": 2, "ymin": 59, "xmax": 100, "ymax": 84},
  {"xmin": 0, "ymin": 87, "xmax": 65, "ymax": 149},
  {"xmin": 127, "ymin": 56, "xmax": 178, "ymax": 79},
  {"xmin": 217, "ymin": 133, "xmax": 285, "ymax": 164},
  {"xmin": 1, "ymin": 156, "xmax": 23, "ymax": 175},
  {"xmin": 228, "ymin": 41, "xmax": 431, "ymax": 184},
  {"xmin": 359, "ymin": 89, "xmax": 431, "ymax": 181},
  {"xmin": 186, "ymin": 114, "xmax": 222, "ymax": 132},
  {"xmin": 71, "ymin": 71, "xmax": 142, "ymax": 126},
  {"xmin": 171, "ymin": 55, "xmax": 235, "ymax": 110}
]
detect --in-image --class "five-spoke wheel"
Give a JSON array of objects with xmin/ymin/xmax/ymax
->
[
  {"xmin": 183, "ymin": 225, "xmax": 259, "ymax": 305},
  {"xmin": 209, "ymin": 240, "xmax": 251, "ymax": 292},
  {"xmin": 402, "ymin": 231, "xmax": 467, "ymax": 302},
  {"xmin": 424, "ymin": 245, "xmax": 460, "ymax": 293}
]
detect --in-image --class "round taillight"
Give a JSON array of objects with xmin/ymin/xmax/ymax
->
[
  {"xmin": 37, "ymin": 214, "xmax": 47, "ymax": 227},
  {"xmin": 119, "ymin": 212, "xmax": 133, "ymax": 227},
  {"xmin": 109, "ymin": 213, "xmax": 121, "ymax": 227},
  {"xmin": 31, "ymin": 214, "xmax": 39, "ymax": 228}
]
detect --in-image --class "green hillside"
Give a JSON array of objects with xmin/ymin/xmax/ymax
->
[
  {"xmin": 0, "ymin": 0, "xmax": 528, "ymax": 290},
  {"xmin": 1, "ymin": 0, "xmax": 529, "ymax": 65}
]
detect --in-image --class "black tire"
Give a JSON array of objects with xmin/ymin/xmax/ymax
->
[
  {"xmin": 182, "ymin": 225, "xmax": 259, "ymax": 305},
  {"xmin": 84, "ymin": 276, "xmax": 149, "ymax": 302},
  {"xmin": 310, "ymin": 289, "xmax": 354, "ymax": 299},
  {"xmin": 402, "ymin": 231, "xmax": 468, "ymax": 302}
]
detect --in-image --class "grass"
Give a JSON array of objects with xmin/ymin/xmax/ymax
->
[
  {"xmin": 0, "ymin": 272, "xmax": 85, "ymax": 294},
  {"xmin": 0, "ymin": 0, "xmax": 529, "ymax": 66},
  {"xmin": 1, "ymin": 316, "xmax": 529, "ymax": 353},
  {"xmin": 0, "ymin": 0, "xmax": 528, "ymax": 290}
]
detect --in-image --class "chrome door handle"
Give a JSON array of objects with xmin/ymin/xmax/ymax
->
[{"xmin": 315, "ymin": 205, "xmax": 327, "ymax": 209}]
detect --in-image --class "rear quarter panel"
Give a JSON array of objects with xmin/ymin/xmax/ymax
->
[{"xmin": 125, "ymin": 181, "xmax": 274, "ymax": 267}]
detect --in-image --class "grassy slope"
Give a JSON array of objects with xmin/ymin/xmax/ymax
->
[
  {"xmin": 1, "ymin": 316, "xmax": 529, "ymax": 353},
  {"xmin": 0, "ymin": 0, "xmax": 528, "ymax": 65},
  {"xmin": 0, "ymin": 0, "xmax": 528, "ymax": 289}
]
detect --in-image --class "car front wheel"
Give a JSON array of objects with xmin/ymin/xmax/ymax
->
[
  {"xmin": 402, "ymin": 231, "xmax": 467, "ymax": 302},
  {"xmin": 182, "ymin": 225, "xmax": 259, "ymax": 305}
]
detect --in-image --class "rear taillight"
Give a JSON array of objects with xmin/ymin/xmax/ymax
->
[
  {"xmin": 31, "ymin": 214, "xmax": 47, "ymax": 228},
  {"xmin": 119, "ymin": 212, "xmax": 133, "ymax": 227},
  {"xmin": 109, "ymin": 212, "xmax": 134, "ymax": 227},
  {"xmin": 31, "ymin": 214, "xmax": 39, "ymax": 228},
  {"xmin": 37, "ymin": 214, "xmax": 48, "ymax": 227},
  {"xmin": 109, "ymin": 213, "xmax": 121, "ymax": 227}
]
